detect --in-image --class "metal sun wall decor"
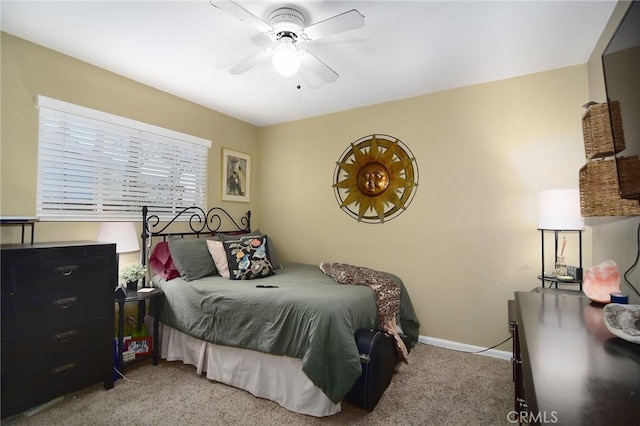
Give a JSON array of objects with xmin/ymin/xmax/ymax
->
[{"xmin": 333, "ymin": 134, "xmax": 419, "ymax": 223}]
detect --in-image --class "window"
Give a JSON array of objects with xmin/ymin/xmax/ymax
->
[{"xmin": 36, "ymin": 96, "xmax": 210, "ymax": 221}]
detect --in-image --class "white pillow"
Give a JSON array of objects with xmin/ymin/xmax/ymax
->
[{"xmin": 206, "ymin": 239, "xmax": 230, "ymax": 279}]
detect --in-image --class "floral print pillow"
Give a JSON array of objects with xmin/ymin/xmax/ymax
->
[{"xmin": 223, "ymin": 236, "xmax": 275, "ymax": 280}]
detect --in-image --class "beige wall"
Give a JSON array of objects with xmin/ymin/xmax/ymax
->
[
  {"xmin": 1, "ymin": 33, "xmax": 260, "ymax": 256},
  {"xmin": 258, "ymin": 65, "xmax": 592, "ymax": 348}
]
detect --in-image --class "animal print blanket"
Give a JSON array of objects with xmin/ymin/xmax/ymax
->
[{"xmin": 319, "ymin": 262, "xmax": 409, "ymax": 363}]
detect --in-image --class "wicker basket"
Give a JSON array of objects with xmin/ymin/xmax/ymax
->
[
  {"xmin": 618, "ymin": 155, "xmax": 640, "ymax": 199},
  {"xmin": 579, "ymin": 157, "xmax": 640, "ymax": 216},
  {"xmin": 581, "ymin": 101, "xmax": 625, "ymax": 160}
]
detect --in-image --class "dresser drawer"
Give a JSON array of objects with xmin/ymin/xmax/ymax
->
[
  {"xmin": 1, "ymin": 315, "xmax": 113, "ymax": 369},
  {"xmin": 1, "ymin": 254, "xmax": 112, "ymax": 296},
  {"xmin": 1, "ymin": 287, "xmax": 112, "ymax": 336},
  {"xmin": 1, "ymin": 349, "xmax": 113, "ymax": 418}
]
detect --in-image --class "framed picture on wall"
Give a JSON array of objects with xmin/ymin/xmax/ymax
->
[{"xmin": 221, "ymin": 148, "xmax": 251, "ymax": 202}]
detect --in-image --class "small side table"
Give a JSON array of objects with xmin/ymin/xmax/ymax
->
[
  {"xmin": 0, "ymin": 217, "xmax": 38, "ymax": 244},
  {"xmin": 115, "ymin": 288, "xmax": 164, "ymax": 371}
]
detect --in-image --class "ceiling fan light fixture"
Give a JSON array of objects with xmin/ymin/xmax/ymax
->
[{"xmin": 272, "ymin": 36, "xmax": 301, "ymax": 78}]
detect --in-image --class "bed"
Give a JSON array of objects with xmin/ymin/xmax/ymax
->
[{"xmin": 140, "ymin": 206, "xmax": 420, "ymax": 417}]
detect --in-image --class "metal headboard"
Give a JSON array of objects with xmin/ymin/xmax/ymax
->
[{"xmin": 140, "ymin": 206, "xmax": 251, "ymax": 284}]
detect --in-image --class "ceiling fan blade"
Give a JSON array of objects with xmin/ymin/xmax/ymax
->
[
  {"xmin": 229, "ymin": 48, "xmax": 274, "ymax": 74},
  {"xmin": 209, "ymin": 0, "xmax": 272, "ymax": 34},
  {"xmin": 301, "ymin": 51, "xmax": 339, "ymax": 83},
  {"xmin": 304, "ymin": 9, "xmax": 365, "ymax": 41}
]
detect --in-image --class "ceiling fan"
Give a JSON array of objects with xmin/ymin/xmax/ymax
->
[{"xmin": 209, "ymin": 1, "xmax": 365, "ymax": 82}]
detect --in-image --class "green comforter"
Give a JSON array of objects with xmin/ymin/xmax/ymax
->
[{"xmin": 154, "ymin": 262, "xmax": 420, "ymax": 403}]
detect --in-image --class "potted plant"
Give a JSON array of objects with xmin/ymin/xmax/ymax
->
[{"xmin": 120, "ymin": 262, "xmax": 147, "ymax": 292}]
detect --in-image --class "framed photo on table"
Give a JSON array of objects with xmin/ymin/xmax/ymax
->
[
  {"xmin": 125, "ymin": 337, "xmax": 152, "ymax": 357},
  {"xmin": 221, "ymin": 148, "xmax": 251, "ymax": 202}
]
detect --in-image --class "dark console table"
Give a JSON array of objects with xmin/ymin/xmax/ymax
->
[
  {"xmin": 510, "ymin": 290, "xmax": 640, "ymax": 425},
  {"xmin": 0, "ymin": 217, "xmax": 38, "ymax": 244}
]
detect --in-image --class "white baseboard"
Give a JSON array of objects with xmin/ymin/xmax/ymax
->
[{"xmin": 417, "ymin": 335, "xmax": 511, "ymax": 361}]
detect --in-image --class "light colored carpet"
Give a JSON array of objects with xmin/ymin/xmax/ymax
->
[{"xmin": 4, "ymin": 343, "xmax": 513, "ymax": 425}]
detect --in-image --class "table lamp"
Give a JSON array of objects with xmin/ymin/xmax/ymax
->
[
  {"xmin": 537, "ymin": 188, "xmax": 584, "ymax": 285},
  {"xmin": 97, "ymin": 222, "xmax": 140, "ymax": 288}
]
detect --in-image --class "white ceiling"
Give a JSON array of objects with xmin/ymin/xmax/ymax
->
[{"xmin": 1, "ymin": 1, "xmax": 617, "ymax": 127}]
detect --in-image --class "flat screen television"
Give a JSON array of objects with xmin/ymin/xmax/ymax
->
[{"xmin": 602, "ymin": 1, "xmax": 640, "ymax": 200}]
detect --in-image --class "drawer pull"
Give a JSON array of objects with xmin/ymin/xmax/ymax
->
[
  {"xmin": 51, "ymin": 363, "xmax": 77, "ymax": 376},
  {"xmin": 53, "ymin": 297, "xmax": 78, "ymax": 309},
  {"xmin": 54, "ymin": 265, "xmax": 79, "ymax": 276},
  {"xmin": 54, "ymin": 330, "xmax": 77, "ymax": 342}
]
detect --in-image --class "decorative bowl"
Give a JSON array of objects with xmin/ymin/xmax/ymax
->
[{"xmin": 602, "ymin": 304, "xmax": 640, "ymax": 344}]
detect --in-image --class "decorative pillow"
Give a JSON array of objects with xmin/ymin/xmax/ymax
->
[
  {"xmin": 206, "ymin": 239, "xmax": 230, "ymax": 279},
  {"xmin": 149, "ymin": 242, "xmax": 180, "ymax": 281},
  {"xmin": 223, "ymin": 236, "xmax": 275, "ymax": 280},
  {"xmin": 219, "ymin": 230, "xmax": 283, "ymax": 269},
  {"xmin": 261, "ymin": 234, "xmax": 283, "ymax": 269},
  {"xmin": 167, "ymin": 237, "xmax": 217, "ymax": 282}
]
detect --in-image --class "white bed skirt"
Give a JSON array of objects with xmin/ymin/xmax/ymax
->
[{"xmin": 157, "ymin": 322, "xmax": 341, "ymax": 417}]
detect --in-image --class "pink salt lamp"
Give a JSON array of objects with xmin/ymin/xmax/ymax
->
[{"xmin": 582, "ymin": 260, "xmax": 621, "ymax": 304}]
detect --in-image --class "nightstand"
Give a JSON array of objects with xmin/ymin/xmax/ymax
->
[{"xmin": 114, "ymin": 288, "xmax": 163, "ymax": 371}]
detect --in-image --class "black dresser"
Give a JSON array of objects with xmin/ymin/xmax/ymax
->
[
  {"xmin": 1, "ymin": 241, "xmax": 116, "ymax": 419},
  {"xmin": 510, "ymin": 289, "xmax": 640, "ymax": 425}
]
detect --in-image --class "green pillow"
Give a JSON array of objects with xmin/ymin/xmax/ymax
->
[{"xmin": 168, "ymin": 237, "xmax": 217, "ymax": 281}]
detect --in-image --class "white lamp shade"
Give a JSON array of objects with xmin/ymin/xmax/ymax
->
[
  {"xmin": 538, "ymin": 188, "xmax": 584, "ymax": 230},
  {"xmin": 97, "ymin": 222, "xmax": 140, "ymax": 253}
]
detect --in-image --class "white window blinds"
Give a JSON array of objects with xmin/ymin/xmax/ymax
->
[{"xmin": 36, "ymin": 96, "xmax": 211, "ymax": 221}]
